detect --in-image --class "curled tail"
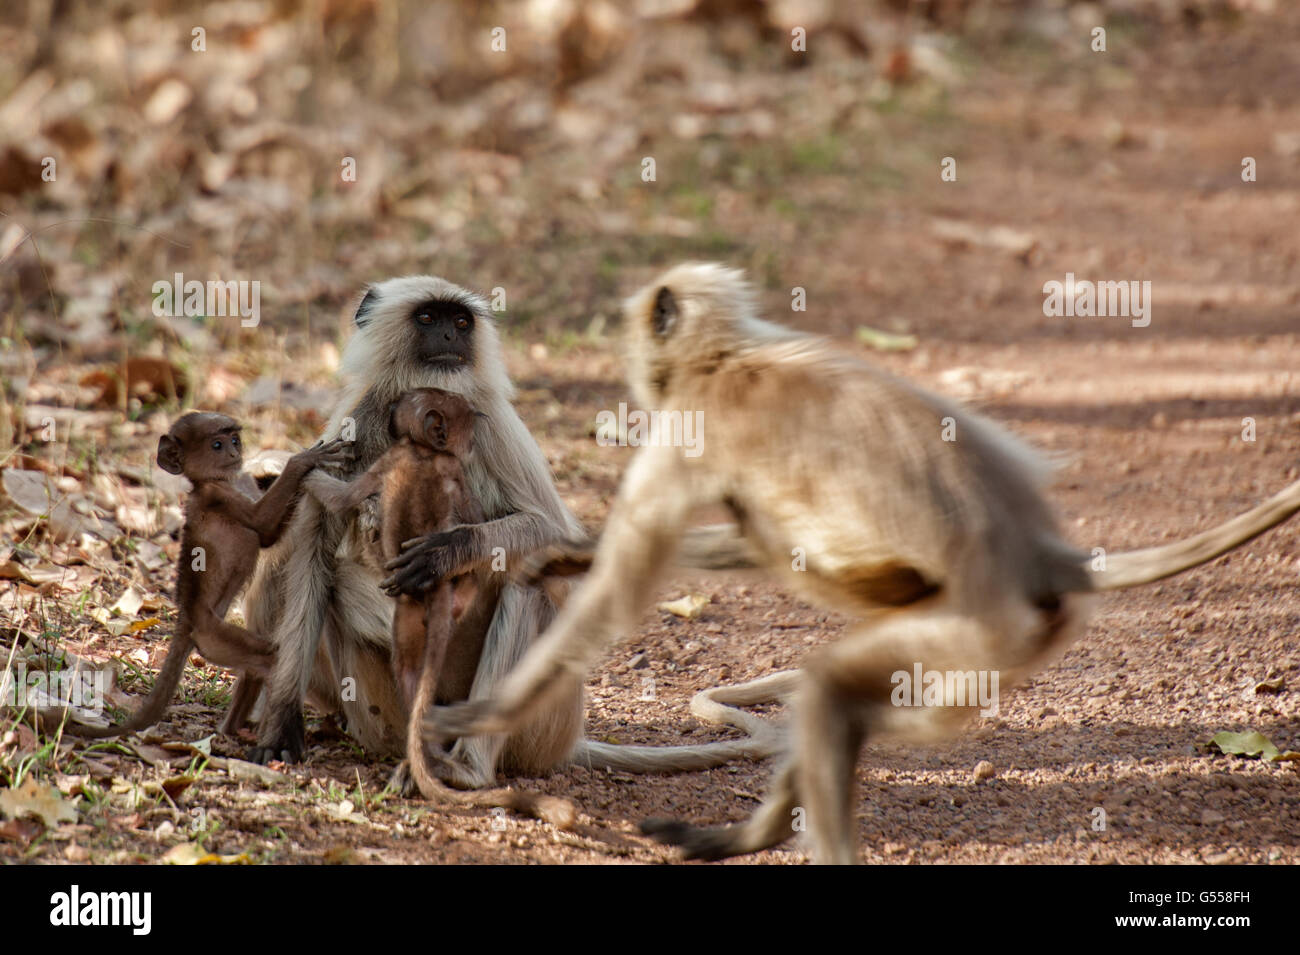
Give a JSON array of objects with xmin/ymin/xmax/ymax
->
[
  {"xmin": 406, "ymin": 661, "xmax": 577, "ymax": 829},
  {"xmin": 570, "ymin": 670, "xmax": 796, "ymax": 773},
  {"xmin": 1086, "ymin": 478, "xmax": 1300, "ymax": 591},
  {"xmin": 63, "ymin": 628, "xmax": 194, "ymax": 739}
]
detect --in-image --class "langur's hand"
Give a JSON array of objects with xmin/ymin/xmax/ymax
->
[
  {"xmin": 424, "ymin": 699, "xmax": 509, "ymax": 742},
  {"xmin": 303, "ymin": 437, "xmax": 352, "ymax": 470},
  {"xmin": 291, "ymin": 437, "xmax": 350, "ymax": 473},
  {"xmin": 381, "ymin": 527, "xmax": 474, "ymax": 597}
]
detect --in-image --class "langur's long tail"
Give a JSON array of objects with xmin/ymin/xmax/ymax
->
[
  {"xmin": 406, "ymin": 655, "xmax": 578, "ymax": 829},
  {"xmin": 61, "ymin": 630, "xmax": 194, "ymax": 739},
  {"xmin": 570, "ymin": 669, "xmax": 798, "ymax": 773},
  {"xmin": 1086, "ymin": 478, "xmax": 1300, "ymax": 591}
]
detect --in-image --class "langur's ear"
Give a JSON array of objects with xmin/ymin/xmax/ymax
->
[
  {"xmin": 652, "ymin": 286, "xmax": 678, "ymax": 337},
  {"xmin": 387, "ymin": 401, "xmax": 401, "ymax": 439},
  {"xmin": 157, "ymin": 434, "xmax": 184, "ymax": 475},
  {"xmin": 423, "ymin": 410, "xmax": 448, "ymax": 450},
  {"xmin": 353, "ymin": 287, "xmax": 378, "ymax": 328}
]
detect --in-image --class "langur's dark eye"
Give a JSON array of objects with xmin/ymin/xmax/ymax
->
[
  {"xmin": 211, "ymin": 440, "xmax": 222, "ymax": 451},
  {"xmin": 231, "ymin": 435, "xmax": 241, "ymax": 449},
  {"xmin": 456, "ymin": 316, "xmax": 469, "ymax": 330},
  {"xmin": 417, "ymin": 311, "xmax": 433, "ymax": 325}
]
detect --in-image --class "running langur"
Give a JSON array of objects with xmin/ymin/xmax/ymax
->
[
  {"xmin": 68, "ymin": 414, "xmax": 346, "ymax": 739},
  {"xmin": 304, "ymin": 388, "xmax": 574, "ymax": 826},
  {"xmin": 429, "ymin": 262, "xmax": 1300, "ymax": 864},
  {"xmin": 247, "ymin": 274, "xmax": 775, "ymax": 779}
]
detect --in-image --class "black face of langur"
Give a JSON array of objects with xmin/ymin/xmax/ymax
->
[
  {"xmin": 413, "ymin": 301, "xmax": 476, "ymax": 369},
  {"xmin": 337, "ymin": 279, "xmax": 503, "ymax": 472},
  {"xmin": 355, "ymin": 287, "xmax": 477, "ymax": 371}
]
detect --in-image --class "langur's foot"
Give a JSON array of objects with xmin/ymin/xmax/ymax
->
[
  {"xmin": 249, "ymin": 707, "xmax": 306, "ymax": 764},
  {"xmin": 641, "ymin": 818, "xmax": 742, "ymax": 862},
  {"xmin": 388, "ymin": 760, "xmax": 417, "ymax": 797}
]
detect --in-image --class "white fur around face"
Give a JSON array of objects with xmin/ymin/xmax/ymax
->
[
  {"xmin": 335, "ymin": 275, "xmax": 510, "ymax": 416},
  {"xmin": 325, "ymin": 274, "xmax": 583, "ymax": 536}
]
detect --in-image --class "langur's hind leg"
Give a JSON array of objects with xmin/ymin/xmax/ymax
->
[
  {"xmin": 220, "ymin": 674, "xmax": 264, "ymax": 736},
  {"xmin": 642, "ymin": 666, "xmax": 863, "ymax": 865},
  {"xmin": 789, "ymin": 607, "xmax": 1039, "ymax": 863},
  {"xmin": 391, "ymin": 596, "xmax": 428, "ymax": 713},
  {"xmin": 439, "ymin": 583, "xmax": 581, "ymax": 788},
  {"xmin": 327, "ymin": 558, "xmax": 404, "ymax": 756},
  {"xmin": 642, "ymin": 757, "xmax": 801, "ymax": 861},
  {"xmin": 791, "ymin": 672, "xmax": 864, "ymax": 865}
]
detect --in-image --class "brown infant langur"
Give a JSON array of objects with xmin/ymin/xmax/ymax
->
[
  {"xmin": 67, "ymin": 413, "xmax": 346, "ymax": 739},
  {"xmin": 304, "ymin": 388, "xmax": 575, "ymax": 827},
  {"xmin": 430, "ymin": 263, "xmax": 1300, "ymax": 863}
]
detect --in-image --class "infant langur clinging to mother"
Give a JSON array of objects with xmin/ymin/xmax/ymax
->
[{"xmin": 303, "ymin": 387, "xmax": 575, "ymax": 828}]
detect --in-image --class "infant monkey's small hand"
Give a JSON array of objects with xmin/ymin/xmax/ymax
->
[{"xmin": 300, "ymin": 437, "xmax": 352, "ymax": 469}]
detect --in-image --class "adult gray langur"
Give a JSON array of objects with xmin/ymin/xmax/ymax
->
[{"xmin": 246, "ymin": 274, "xmax": 777, "ymax": 785}]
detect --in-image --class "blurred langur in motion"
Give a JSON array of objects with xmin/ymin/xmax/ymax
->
[{"xmin": 430, "ymin": 262, "xmax": 1300, "ymax": 863}]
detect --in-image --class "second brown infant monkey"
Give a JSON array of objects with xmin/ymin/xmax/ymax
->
[
  {"xmin": 67, "ymin": 413, "xmax": 347, "ymax": 739},
  {"xmin": 305, "ymin": 387, "xmax": 575, "ymax": 827}
]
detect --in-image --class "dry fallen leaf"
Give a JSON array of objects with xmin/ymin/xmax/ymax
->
[
  {"xmin": 0, "ymin": 777, "xmax": 79, "ymax": 827},
  {"xmin": 216, "ymin": 757, "xmax": 287, "ymax": 787},
  {"xmin": 88, "ymin": 606, "xmax": 133, "ymax": 637},
  {"xmin": 0, "ymin": 818, "xmax": 43, "ymax": 846},
  {"xmin": 161, "ymin": 842, "xmax": 251, "ymax": 865},
  {"xmin": 144, "ymin": 79, "xmax": 193, "ymax": 126},
  {"xmin": 131, "ymin": 541, "xmax": 170, "ymax": 573},
  {"xmin": 0, "ymin": 560, "xmax": 65, "ymax": 585},
  {"xmin": 657, "ymin": 593, "xmax": 710, "ymax": 619},
  {"xmin": 160, "ymin": 735, "xmax": 213, "ymax": 758},
  {"xmin": 2, "ymin": 468, "xmax": 53, "ymax": 514},
  {"xmin": 44, "ymin": 565, "xmax": 101, "ymax": 593},
  {"xmin": 1, "ymin": 468, "xmax": 109, "ymax": 540},
  {"xmin": 160, "ymin": 776, "xmax": 195, "ymax": 800},
  {"xmin": 1209, "ymin": 730, "xmax": 1300, "ymax": 763},
  {"xmin": 110, "ymin": 586, "xmax": 144, "ymax": 617},
  {"xmin": 52, "ymin": 773, "xmax": 91, "ymax": 797},
  {"xmin": 115, "ymin": 503, "xmax": 159, "ymax": 536},
  {"xmin": 0, "ymin": 145, "xmax": 43, "ymax": 196},
  {"xmin": 81, "ymin": 356, "xmax": 188, "ymax": 408}
]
